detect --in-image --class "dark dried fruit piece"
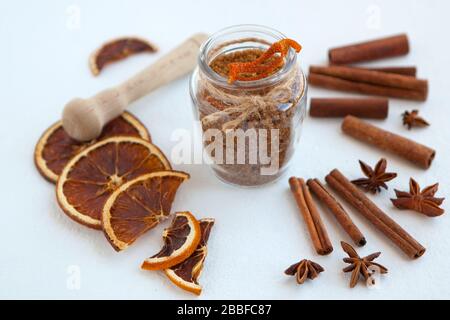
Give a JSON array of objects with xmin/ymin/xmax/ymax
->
[
  {"xmin": 285, "ymin": 259, "xmax": 324, "ymax": 285},
  {"xmin": 35, "ymin": 112, "xmax": 150, "ymax": 183},
  {"xmin": 89, "ymin": 37, "xmax": 157, "ymax": 76},
  {"xmin": 391, "ymin": 178, "xmax": 445, "ymax": 217},
  {"xmin": 402, "ymin": 110, "xmax": 430, "ymax": 130},
  {"xmin": 341, "ymin": 241, "xmax": 388, "ymax": 288},
  {"xmin": 164, "ymin": 218, "xmax": 215, "ymax": 296},
  {"xmin": 352, "ymin": 158, "xmax": 397, "ymax": 194},
  {"xmin": 141, "ymin": 212, "xmax": 201, "ymax": 270}
]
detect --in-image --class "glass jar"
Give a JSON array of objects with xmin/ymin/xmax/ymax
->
[{"xmin": 189, "ymin": 25, "xmax": 307, "ymax": 187}]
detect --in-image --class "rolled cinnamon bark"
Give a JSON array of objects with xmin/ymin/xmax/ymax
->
[
  {"xmin": 307, "ymin": 178, "xmax": 366, "ymax": 246},
  {"xmin": 309, "ymin": 66, "xmax": 427, "ymax": 92},
  {"xmin": 342, "ymin": 115, "xmax": 435, "ymax": 169},
  {"xmin": 356, "ymin": 66, "xmax": 417, "ymax": 77},
  {"xmin": 329, "ymin": 34, "xmax": 409, "ymax": 65},
  {"xmin": 289, "ymin": 177, "xmax": 333, "ymax": 255},
  {"xmin": 310, "ymin": 98, "xmax": 388, "ymax": 119},
  {"xmin": 309, "ymin": 73, "xmax": 427, "ymax": 101},
  {"xmin": 325, "ymin": 169, "xmax": 425, "ymax": 259}
]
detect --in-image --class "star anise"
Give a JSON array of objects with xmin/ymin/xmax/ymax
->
[
  {"xmin": 351, "ymin": 158, "xmax": 397, "ymax": 194},
  {"xmin": 402, "ymin": 110, "xmax": 430, "ymax": 130},
  {"xmin": 391, "ymin": 178, "xmax": 445, "ymax": 217},
  {"xmin": 341, "ymin": 241, "xmax": 388, "ymax": 288},
  {"xmin": 284, "ymin": 259, "xmax": 324, "ymax": 285}
]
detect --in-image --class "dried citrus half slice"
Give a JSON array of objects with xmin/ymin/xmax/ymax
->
[
  {"xmin": 164, "ymin": 218, "xmax": 215, "ymax": 295},
  {"xmin": 141, "ymin": 212, "xmax": 201, "ymax": 270},
  {"xmin": 56, "ymin": 136, "xmax": 170, "ymax": 229},
  {"xmin": 35, "ymin": 112, "xmax": 150, "ymax": 183},
  {"xmin": 102, "ymin": 171, "xmax": 190, "ymax": 251},
  {"xmin": 90, "ymin": 37, "xmax": 157, "ymax": 76}
]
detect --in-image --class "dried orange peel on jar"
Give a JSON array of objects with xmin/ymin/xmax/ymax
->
[{"xmin": 227, "ymin": 38, "xmax": 302, "ymax": 84}]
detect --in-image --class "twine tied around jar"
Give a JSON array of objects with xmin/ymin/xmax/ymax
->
[{"xmin": 200, "ymin": 69, "xmax": 300, "ymax": 131}]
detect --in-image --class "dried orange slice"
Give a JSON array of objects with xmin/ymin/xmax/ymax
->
[
  {"xmin": 35, "ymin": 112, "xmax": 150, "ymax": 183},
  {"xmin": 141, "ymin": 212, "xmax": 201, "ymax": 270},
  {"xmin": 164, "ymin": 218, "xmax": 215, "ymax": 295},
  {"xmin": 90, "ymin": 37, "xmax": 157, "ymax": 76},
  {"xmin": 102, "ymin": 171, "xmax": 190, "ymax": 251},
  {"xmin": 56, "ymin": 136, "xmax": 171, "ymax": 230}
]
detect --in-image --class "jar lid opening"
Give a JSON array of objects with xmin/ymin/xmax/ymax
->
[{"xmin": 199, "ymin": 25, "xmax": 298, "ymax": 89}]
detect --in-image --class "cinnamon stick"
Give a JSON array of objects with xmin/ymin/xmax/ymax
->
[
  {"xmin": 307, "ymin": 178, "xmax": 366, "ymax": 246},
  {"xmin": 342, "ymin": 115, "xmax": 435, "ymax": 169},
  {"xmin": 289, "ymin": 177, "xmax": 333, "ymax": 255},
  {"xmin": 309, "ymin": 65, "xmax": 427, "ymax": 93},
  {"xmin": 329, "ymin": 34, "xmax": 409, "ymax": 65},
  {"xmin": 355, "ymin": 66, "xmax": 417, "ymax": 77},
  {"xmin": 309, "ymin": 73, "xmax": 427, "ymax": 101},
  {"xmin": 310, "ymin": 98, "xmax": 388, "ymax": 119},
  {"xmin": 325, "ymin": 169, "xmax": 425, "ymax": 259}
]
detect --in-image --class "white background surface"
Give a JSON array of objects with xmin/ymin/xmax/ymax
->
[{"xmin": 1, "ymin": 0, "xmax": 449, "ymax": 300}]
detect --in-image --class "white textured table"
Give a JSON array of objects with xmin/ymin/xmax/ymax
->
[{"xmin": 1, "ymin": 0, "xmax": 448, "ymax": 299}]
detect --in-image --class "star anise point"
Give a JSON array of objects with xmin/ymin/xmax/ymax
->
[
  {"xmin": 341, "ymin": 241, "xmax": 388, "ymax": 288},
  {"xmin": 352, "ymin": 158, "xmax": 397, "ymax": 194},
  {"xmin": 285, "ymin": 259, "xmax": 324, "ymax": 285},
  {"xmin": 402, "ymin": 110, "xmax": 430, "ymax": 130},
  {"xmin": 392, "ymin": 178, "xmax": 445, "ymax": 217}
]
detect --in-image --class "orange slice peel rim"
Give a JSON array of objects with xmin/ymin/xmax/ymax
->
[
  {"xmin": 141, "ymin": 212, "xmax": 201, "ymax": 271},
  {"xmin": 164, "ymin": 268, "xmax": 202, "ymax": 296}
]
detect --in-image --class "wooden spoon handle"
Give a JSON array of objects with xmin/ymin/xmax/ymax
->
[
  {"xmin": 62, "ymin": 33, "xmax": 209, "ymax": 141},
  {"xmin": 122, "ymin": 33, "xmax": 208, "ymax": 102}
]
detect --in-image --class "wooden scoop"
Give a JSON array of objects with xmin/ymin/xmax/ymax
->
[{"xmin": 62, "ymin": 33, "xmax": 209, "ymax": 141}]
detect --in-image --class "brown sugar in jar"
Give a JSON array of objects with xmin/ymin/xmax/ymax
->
[{"xmin": 189, "ymin": 25, "xmax": 307, "ymax": 187}]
